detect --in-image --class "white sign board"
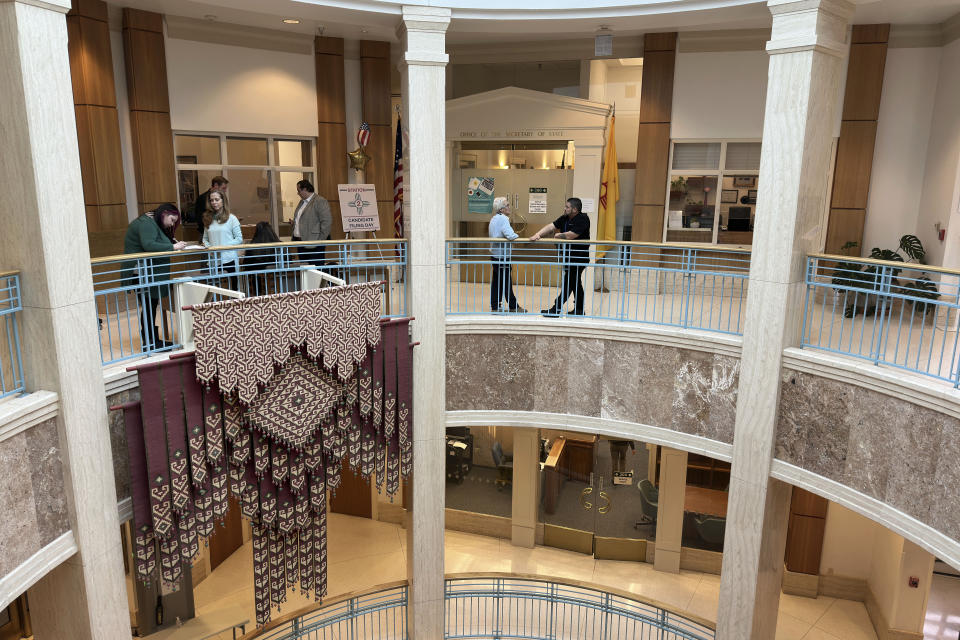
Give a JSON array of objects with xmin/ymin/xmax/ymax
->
[
  {"xmin": 337, "ymin": 184, "xmax": 380, "ymax": 232},
  {"xmin": 581, "ymin": 197, "xmax": 596, "ymax": 213},
  {"xmin": 529, "ymin": 188, "xmax": 548, "ymax": 215},
  {"xmin": 612, "ymin": 471, "xmax": 634, "ymax": 486}
]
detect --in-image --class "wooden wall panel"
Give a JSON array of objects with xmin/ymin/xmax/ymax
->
[
  {"xmin": 841, "ymin": 43, "xmax": 887, "ymax": 121},
  {"xmin": 68, "ymin": 0, "xmax": 127, "ymax": 252},
  {"xmin": 790, "ymin": 487, "xmax": 827, "ymax": 518},
  {"xmin": 315, "ymin": 37, "xmax": 348, "ymax": 239},
  {"xmin": 637, "ymin": 51, "xmax": 676, "ymax": 124},
  {"xmin": 124, "ymin": 8, "xmax": 176, "ymax": 215},
  {"xmin": 824, "ymin": 208, "xmax": 866, "ymax": 255},
  {"xmin": 360, "ymin": 40, "xmax": 393, "ymax": 235},
  {"xmin": 826, "ymin": 24, "xmax": 888, "ymax": 255},
  {"xmin": 831, "ymin": 121, "xmax": 877, "ymax": 210},
  {"xmin": 129, "ymin": 111, "xmax": 176, "ymax": 204},
  {"xmin": 633, "ymin": 123, "xmax": 671, "ymax": 206},
  {"xmin": 784, "ymin": 513, "xmax": 826, "ymax": 574},
  {"xmin": 632, "ymin": 33, "xmax": 677, "ymax": 242}
]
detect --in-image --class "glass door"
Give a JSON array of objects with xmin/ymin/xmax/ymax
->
[
  {"xmin": 592, "ymin": 437, "xmax": 655, "ymax": 561},
  {"xmin": 540, "ymin": 431, "xmax": 597, "ymax": 554}
]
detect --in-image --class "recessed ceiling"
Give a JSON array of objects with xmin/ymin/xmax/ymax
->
[{"xmin": 112, "ymin": 0, "xmax": 960, "ymax": 45}]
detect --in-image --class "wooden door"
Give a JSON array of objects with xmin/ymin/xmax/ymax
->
[
  {"xmin": 209, "ymin": 494, "xmax": 244, "ymax": 571},
  {"xmin": 330, "ymin": 457, "xmax": 372, "ymax": 518}
]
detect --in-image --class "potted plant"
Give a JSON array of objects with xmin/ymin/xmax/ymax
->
[
  {"xmin": 831, "ymin": 235, "xmax": 939, "ymax": 318},
  {"xmin": 669, "ymin": 176, "xmax": 688, "ymax": 200}
]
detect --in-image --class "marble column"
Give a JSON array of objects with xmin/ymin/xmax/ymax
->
[
  {"xmin": 0, "ymin": 1, "xmax": 128, "ymax": 639},
  {"xmin": 398, "ymin": 6, "xmax": 450, "ymax": 639},
  {"xmin": 653, "ymin": 447, "xmax": 687, "ymax": 573},
  {"xmin": 511, "ymin": 429, "xmax": 539, "ymax": 548},
  {"xmin": 716, "ymin": 2, "xmax": 853, "ymax": 639}
]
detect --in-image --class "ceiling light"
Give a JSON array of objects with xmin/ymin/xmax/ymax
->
[{"xmin": 282, "ymin": 18, "xmax": 301, "ymax": 24}]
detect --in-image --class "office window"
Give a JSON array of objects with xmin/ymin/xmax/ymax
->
[
  {"xmin": 665, "ymin": 140, "xmax": 761, "ymax": 245},
  {"xmin": 174, "ymin": 133, "xmax": 316, "ymax": 236}
]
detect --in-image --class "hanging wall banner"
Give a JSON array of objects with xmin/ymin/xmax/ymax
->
[
  {"xmin": 337, "ymin": 184, "xmax": 381, "ymax": 232},
  {"xmin": 529, "ymin": 188, "xmax": 548, "ymax": 215},
  {"xmin": 467, "ymin": 176, "xmax": 495, "ymax": 213}
]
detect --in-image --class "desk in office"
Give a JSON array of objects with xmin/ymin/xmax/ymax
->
[{"xmin": 684, "ymin": 486, "xmax": 728, "ymax": 518}]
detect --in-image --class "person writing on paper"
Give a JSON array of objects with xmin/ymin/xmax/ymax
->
[
  {"xmin": 123, "ymin": 203, "xmax": 188, "ymax": 351},
  {"xmin": 291, "ymin": 179, "xmax": 332, "ymax": 266},
  {"xmin": 488, "ymin": 196, "xmax": 526, "ymax": 313},
  {"xmin": 530, "ymin": 197, "xmax": 590, "ymax": 316},
  {"xmin": 201, "ymin": 190, "xmax": 243, "ymax": 290}
]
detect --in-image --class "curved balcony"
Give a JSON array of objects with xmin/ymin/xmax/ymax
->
[{"xmin": 243, "ymin": 574, "xmax": 715, "ymax": 640}]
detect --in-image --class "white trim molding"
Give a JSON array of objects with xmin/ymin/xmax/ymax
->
[
  {"xmin": 446, "ymin": 316, "xmax": 744, "ymax": 358},
  {"xmin": 447, "ymin": 410, "xmax": 734, "ymax": 462},
  {"xmin": 0, "ymin": 391, "xmax": 58, "ymax": 444},
  {"xmin": 771, "ymin": 460, "xmax": 960, "ymax": 576},
  {"xmin": 0, "ymin": 531, "xmax": 77, "ymax": 612}
]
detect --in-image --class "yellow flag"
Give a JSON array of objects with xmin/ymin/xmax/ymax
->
[{"xmin": 597, "ymin": 114, "xmax": 619, "ymax": 259}]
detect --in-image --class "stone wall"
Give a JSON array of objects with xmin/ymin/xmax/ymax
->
[
  {"xmin": 0, "ymin": 418, "xmax": 70, "ymax": 578},
  {"xmin": 106, "ymin": 389, "xmax": 139, "ymax": 504}
]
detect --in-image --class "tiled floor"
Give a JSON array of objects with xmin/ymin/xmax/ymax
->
[
  {"xmin": 147, "ymin": 514, "xmax": 879, "ymax": 639},
  {"xmin": 925, "ymin": 573, "xmax": 960, "ymax": 640}
]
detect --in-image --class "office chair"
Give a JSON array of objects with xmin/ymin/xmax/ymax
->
[
  {"xmin": 694, "ymin": 515, "xmax": 726, "ymax": 547},
  {"xmin": 635, "ymin": 479, "xmax": 659, "ymax": 528},
  {"xmin": 491, "ymin": 441, "xmax": 513, "ymax": 491}
]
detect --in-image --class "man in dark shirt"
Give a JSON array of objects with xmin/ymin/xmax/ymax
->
[
  {"xmin": 189, "ymin": 175, "xmax": 229, "ymax": 234},
  {"xmin": 531, "ymin": 197, "xmax": 590, "ymax": 316}
]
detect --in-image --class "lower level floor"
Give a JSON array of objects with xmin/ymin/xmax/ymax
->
[{"xmin": 146, "ymin": 513, "xmax": 890, "ymax": 640}]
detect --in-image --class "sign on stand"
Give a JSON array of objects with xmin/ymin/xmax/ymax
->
[
  {"xmin": 337, "ymin": 184, "xmax": 380, "ymax": 233},
  {"xmin": 529, "ymin": 187, "xmax": 548, "ymax": 214},
  {"xmin": 613, "ymin": 471, "xmax": 634, "ymax": 486}
]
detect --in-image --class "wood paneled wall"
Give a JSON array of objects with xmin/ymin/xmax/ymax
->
[
  {"xmin": 784, "ymin": 487, "xmax": 828, "ymax": 575},
  {"xmin": 824, "ymin": 25, "xmax": 889, "ymax": 256},
  {"xmin": 68, "ymin": 0, "xmax": 127, "ymax": 257},
  {"xmin": 316, "ymin": 37, "xmax": 348, "ymax": 239},
  {"xmin": 123, "ymin": 8, "xmax": 177, "ymax": 219},
  {"xmin": 360, "ymin": 40, "xmax": 395, "ymax": 237},
  {"xmin": 632, "ymin": 33, "xmax": 677, "ymax": 243}
]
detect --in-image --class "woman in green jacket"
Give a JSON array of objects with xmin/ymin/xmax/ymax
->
[{"xmin": 123, "ymin": 203, "xmax": 187, "ymax": 351}]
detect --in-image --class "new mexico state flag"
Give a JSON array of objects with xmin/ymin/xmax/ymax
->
[{"xmin": 597, "ymin": 114, "xmax": 619, "ymax": 259}]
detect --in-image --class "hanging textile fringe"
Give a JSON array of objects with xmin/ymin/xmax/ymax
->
[{"xmin": 114, "ymin": 283, "xmax": 414, "ymax": 626}]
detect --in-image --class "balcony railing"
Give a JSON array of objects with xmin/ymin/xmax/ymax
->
[
  {"xmin": 0, "ymin": 271, "xmax": 24, "ymax": 399},
  {"xmin": 446, "ymin": 239, "xmax": 751, "ymax": 335},
  {"xmin": 91, "ymin": 240, "xmax": 407, "ymax": 365},
  {"xmin": 803, "ymin": 254, "xmax": 960, "ymax": 385},
  {"xmin": 243, "ymin": 575, "xmax": 715, "ymax": 640}
]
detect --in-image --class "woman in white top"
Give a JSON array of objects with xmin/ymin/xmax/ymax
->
[{"xmin": 201, "ymin": 190, "xmax": 243, "ymax": 288}]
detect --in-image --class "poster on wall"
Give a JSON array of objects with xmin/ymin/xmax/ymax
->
[
  {"xmin": 467, "ymin": 177, "xmax": 495, "ymax": 213},
  {"xmin": 529, "ymin": 187, "xmax": 548, "ymax": 214},
  {"xmin": 337, "ymin": 184, "xmax": 381, "ymax": 232}
]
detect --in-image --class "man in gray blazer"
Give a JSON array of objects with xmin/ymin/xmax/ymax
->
[{"xmin": 291, "ymin": 179, "xmax": 332, "ymax": 265}]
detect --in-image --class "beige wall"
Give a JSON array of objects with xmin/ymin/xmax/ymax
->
[
  {"xmin": 869, "ymin": 525, "xmax": 935, "ymax": 634},
  {"xmin": 820, "ymin": 502, "xmax": 878, "ymax": 580}
]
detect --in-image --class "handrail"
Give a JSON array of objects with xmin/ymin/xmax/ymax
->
[
  {"xmin": 455, "ymin": 236, "xmax": 753, "ymax": 251},
  {"xmin": 93, "ymin": 238, "xmax": 407, "ymax": 264},
  {"xmin": 0, "ymin": 269, "xmax": 20, "ymax": 279},
  {"xmin": 808, "ymin": 251, "xmax": 960, "ymax": 277},
  {"xmin": 241, "ymin": 573, "xmax": 715, "ymax": 639},
  {"xmin": 0, "ymin": 272, "xmax": 25, "ymax": 399}
]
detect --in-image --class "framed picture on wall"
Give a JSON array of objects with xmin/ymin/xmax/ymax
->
[
  {"xmin": 721, "ymin": 189, "xmax": 739, "ymax": 204},
  {"xmin": 733, "ymin": 176, "xmax": 756, "ymax": 188}
]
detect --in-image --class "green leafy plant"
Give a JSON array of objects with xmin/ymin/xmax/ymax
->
[
  {"xmin": 670, "ymin": 176, "xmax": 688, "ymax": 193},
  {"xmin": 830, "ymin": 235, "xmax": 939, "ymax": 318}
]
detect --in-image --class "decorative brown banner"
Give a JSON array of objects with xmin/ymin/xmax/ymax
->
[{"xmin": 114, "ymin": 283, "xmax": 413, "ymax": 626}]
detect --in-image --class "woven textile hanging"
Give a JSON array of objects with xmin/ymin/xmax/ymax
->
[{"xmin": 114, "ymin": 283, "xmax": 414, "ymax": 626}]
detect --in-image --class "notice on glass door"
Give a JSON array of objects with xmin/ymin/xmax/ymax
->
[{"xmin": 529, "ymin": 188, "xmax": 548, "ymax": 215}]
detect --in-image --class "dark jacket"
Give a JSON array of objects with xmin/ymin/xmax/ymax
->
[
  {"xmin": 123, "ymin": 215, "xmax": 175, "ymax": 296},
  {"xmin": 191, "ymin": 190, "xmax": 210, "ymax": 234}
]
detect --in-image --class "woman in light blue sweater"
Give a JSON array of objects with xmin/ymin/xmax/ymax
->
[
  {"xmin": 488, "ymin": 196, "xmax": 526, "ymax": 313},
  {"xmin": 201, "ymin": 190, "xmax": 243, "ymax": 289}
]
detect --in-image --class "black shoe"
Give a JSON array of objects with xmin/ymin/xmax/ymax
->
[
  {"xmin": 509, "ymin": 306, "xmax": 527, "ymax": 313},
  {"xmin": 541, "ymin": 308, "xmax": 560, "ymax": 317},
  {"xmin": 570, "ymin": 310, "xmax": 585, "ymax": 316}
]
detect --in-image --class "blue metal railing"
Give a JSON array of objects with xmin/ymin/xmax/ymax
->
[
  {"xmin": 244, "ymin": 575, "xmax": 715, "ymax": 640},
  {"xmin": 91, "ymin": 240, "xmax": 407, "ymax": 366},
  {"xmin": 0, "ymin": 271, "xmax": 25, "ymax": 399},
  {"xmin": 802, "ymin": 253, "xmax": 960, "ymax": 386},
  {"xmin": 446, "ymin": 239, "xmax": 751, "ymax": 335}
]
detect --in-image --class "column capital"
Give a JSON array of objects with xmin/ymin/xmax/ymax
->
[
  {"xmin": 397, "ymin": 5, "xmax": 450, "ymax": 66},
  {"xmin": 766, "ymin": 0, "xmax": 854, "ymax": 57}
]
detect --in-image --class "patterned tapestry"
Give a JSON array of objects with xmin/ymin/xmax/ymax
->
[{"xmin": 114, "ymin": 283, "xmax": 413, "ymax": 626}]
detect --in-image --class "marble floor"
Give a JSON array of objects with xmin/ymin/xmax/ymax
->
[
  {"xmin": 925, "ymin": 573, "xmax": 960, "ymax": 640},
  {"xmin": 146, "ymin": 514, "xmax": 880, "ymax": 640}
]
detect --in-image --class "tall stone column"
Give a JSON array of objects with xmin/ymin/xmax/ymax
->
[
  {"xmin": 0, "ymin": 1, "xmax": 128, "ymax": 638},
  {"xmin": 398, "ymin": 6, "xmax": 450, "ymax": 639},
  {"xmin": 511, "ymin": 429, "xmax": 540, "ymax": 548},
  {"xmin": 653, "ymin": 447, "xmax": 687, "ymax": 573},
  {"xmin": 716, "ymin": 2, "xmax": 853, "ymax": 639}
]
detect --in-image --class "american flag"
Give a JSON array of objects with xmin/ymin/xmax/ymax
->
[
  {"xmin": 393, "ymin": 117, "xmax": 404, "ymax": 238},
  {"xmin": 357, "ymin": 122, "xmax": 370, "ymax": 147}
]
